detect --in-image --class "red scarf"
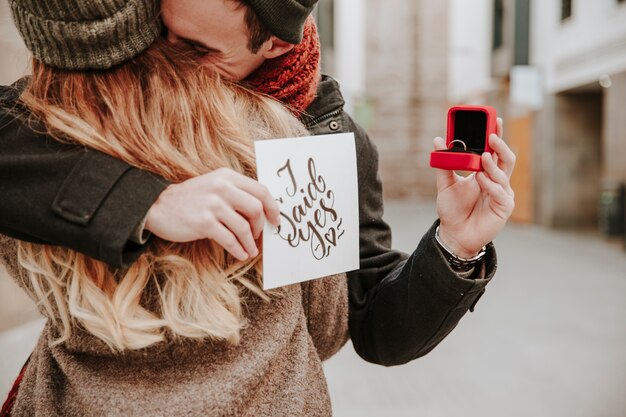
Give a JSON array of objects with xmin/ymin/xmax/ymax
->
[
  {"xmin": 0, "ymin": 361, "xmax": 27, "ymax": 417},
  {"xmin": 245, "ymin": 16, "xmax": 321, "ymax": 115}
]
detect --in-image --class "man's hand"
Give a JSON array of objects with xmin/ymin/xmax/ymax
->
[
  {"xmin": 433, "ymin": 118, "xmax": 516, "ymax": 258},
  {"xmin": 145, "ymin": 168, "xmax": 281, "ymax": 261}
]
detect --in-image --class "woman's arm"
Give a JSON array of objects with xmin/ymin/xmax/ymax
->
[{"xmin": 300, "ymin": 274, "xmax": 349, "ymax": 361}]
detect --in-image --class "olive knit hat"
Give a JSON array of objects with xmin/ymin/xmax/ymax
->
[
  {"xmin": 244, "ymin": 0, "xmax": 318, "ymax": 44},
  {"xmin": 8, "ymin": 0, "xmax": 162, "ymax": 70}
]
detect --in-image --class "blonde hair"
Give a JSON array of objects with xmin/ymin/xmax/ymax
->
[{"xmin": 17, "ymin": 39, "xmax": 307, "ymax": 351}]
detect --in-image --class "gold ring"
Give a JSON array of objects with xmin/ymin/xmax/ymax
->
[{"xmin": 449, "ymin": 139, "xmax": 467, "ymax": 151}]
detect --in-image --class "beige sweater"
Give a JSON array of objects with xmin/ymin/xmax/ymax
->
[{"xmin": 0, "ymin": 236, "xmax": 349, "ymax": 417}]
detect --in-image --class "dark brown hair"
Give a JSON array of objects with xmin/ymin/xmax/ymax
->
[{"xmin": 231, "ymin": 1, "xmax": 273, "ymax": 53}]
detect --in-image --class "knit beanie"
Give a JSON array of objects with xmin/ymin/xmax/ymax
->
[
  {"xmin": 9, "ymin": 0, "xmax": 162, "ymax": 70},
  {"xmin": 244, "ymin": 0, "xmax": 318, "ymax": 44}
]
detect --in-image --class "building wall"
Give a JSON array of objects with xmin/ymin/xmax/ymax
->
[
  {"xmin": 332, "ymin": 0, "xmax": 365, "ymax": 114},
  {"xmin": 534, "ymin": 91, "xmax": 604, "ymax": 228},
  {"xmin": 448, "ymin": 0, "xmax": 493, "ymax": 104},
  {"xmin": 531, "ymin": 0, "xmax": 626, "ymax": 93},
  {"xmin": 364, "ymin": 0, "xmax": 448, "ymax": 198},
  {"xmin": 491, "ymin": 0, "xmax": 518, "ymax": 78},
  {"xmin": 557, "ymin": 93, "xmax": 602, "ymax": 228},
  {"xmin": 0, "ymin": 1, "xmax": 29, "ymax": 85},
  {"xmin": 531, "ymin": 0, "xmax": 626, "ymax": 228}
]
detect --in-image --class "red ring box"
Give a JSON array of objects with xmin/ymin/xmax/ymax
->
[{"xmin": 430, "ymin": 105, "xmax": 497, "ymax": 172}]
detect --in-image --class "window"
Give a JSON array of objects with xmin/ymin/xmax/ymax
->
[
  {"xmin": 514, "ymin": 0, "xmax": 530, "ymax": 65},
  {"xmin": 561, "ymin": 0, "xmax": 572, "ymax": 21},
  {"xmin": 493, "ymin": 0, "xmax": 504, "ymax": 50}
]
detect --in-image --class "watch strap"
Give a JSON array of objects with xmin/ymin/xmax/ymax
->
[{"xmin": 435, "ymin": 226, "xmax": 486, "ymax": 272}]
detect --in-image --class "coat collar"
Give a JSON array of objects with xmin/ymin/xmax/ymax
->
[{"xmin": 299, "ymin": 74, "xmax": 345, "ymax": 127}]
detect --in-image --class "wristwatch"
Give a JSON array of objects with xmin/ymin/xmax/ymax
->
[{"xmin": 435, "ymin": 226, "xmax": 486, "ymax": 272}]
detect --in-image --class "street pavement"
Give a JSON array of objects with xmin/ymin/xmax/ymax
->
[{"xmin": 1, "ymin": 200, "xmax": 625, "ymax": 417}]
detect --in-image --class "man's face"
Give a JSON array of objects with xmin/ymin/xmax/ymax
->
[{"xmin": 161, "ymin": 0, "xmax": 267, "ymax": 81}]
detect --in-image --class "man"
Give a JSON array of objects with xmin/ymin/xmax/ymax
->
[{"xmin": 0, "ymin": 0, "xmax": 515, "ymax": 366}]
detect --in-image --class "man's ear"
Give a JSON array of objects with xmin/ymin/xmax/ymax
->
[{"xmin": 260, "ymin": 36, "xmax": 295, "ymax": 59}]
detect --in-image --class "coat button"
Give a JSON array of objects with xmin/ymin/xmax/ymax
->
[{"xmin": 329, "ymin": 120, "xmax": 339, "ymax": 131}]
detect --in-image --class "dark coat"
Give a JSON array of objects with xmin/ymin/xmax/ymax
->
[{"xmin": 0, "ymin": 75, "xmax": 495, "ymax": 366}]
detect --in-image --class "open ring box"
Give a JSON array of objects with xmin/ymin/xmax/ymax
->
[{"xmin": 430, "ymin": 105, "xmax": 497, "ymax": 171}]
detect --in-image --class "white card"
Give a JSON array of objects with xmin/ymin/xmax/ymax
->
[{"xmin": 255, "ymin": 133, "xmax": 359, "ymax": 290}]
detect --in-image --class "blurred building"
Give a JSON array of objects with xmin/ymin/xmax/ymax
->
[
  {"xmin": 441, "ymin": 0, "xmax": 626, "ymax": 227},
  {"xmin": 0, "ymin": 1, "xmax": 29, "ymax": 85},
  {"xmin": 323, "ymin": 0, "xmax": 626, "ymax": 228},
  {"xmin": 319, "ymin": 0, "xmax": 449, "ymax": 198},
  {"xmin": 531, "ymin": 0, "xmax": 626, "ymax": 229}
]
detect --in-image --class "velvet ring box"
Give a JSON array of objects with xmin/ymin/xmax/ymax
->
[{"xmin": 430, "ymin": 105, "xmax": 497, "ymax": 171}]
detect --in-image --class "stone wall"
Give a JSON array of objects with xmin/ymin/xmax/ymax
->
[{"xmin": 364, "ymin": 0, "xmax": 449, "ymax": 198}]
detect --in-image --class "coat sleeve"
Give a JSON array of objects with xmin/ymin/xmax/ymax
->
[
  {"xmin": 0, "ymin": 85, "xmax": 169, "ymax": 268},
  {"xmin": 343, "ymin": 116, "xmax": 497, "ymax": 366}
]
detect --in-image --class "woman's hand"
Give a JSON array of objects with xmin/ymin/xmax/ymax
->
[
  {"xmin": 434, "ymin": 118, "xmax": 516, "ymax": 258},
  {"xmin": 145, "ymin": 168, "xmax": 281, "ymax": 261}
]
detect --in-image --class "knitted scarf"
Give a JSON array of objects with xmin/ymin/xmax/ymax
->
[{"xmin": 245, "ymin": 16, "xmax": 321, "ymax": 115}]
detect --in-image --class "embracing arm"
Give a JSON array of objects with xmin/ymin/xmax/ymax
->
[
  {"xmin": 0, "ymin": 84, "xmax": 169, "ymax": 268},
  {"xmin": 0, "ymin": 82, "xmax": 282, "ymax": 268}
]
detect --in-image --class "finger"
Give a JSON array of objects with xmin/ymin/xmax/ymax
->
[
  {"xmin": 434, "ymin": 136, "xmax": 447, "ymax": 151},
  {"xmin": 493, "ymin": 117, "xmax": 504, "ymax": 164},
  {"xmin": 226, "ymin": 171, "xmax": 281, "ymax": 226},
  {"xmin": 482, "ymin": 152, "xmax": 513, "ymax": 194},
  {"xmin": 216, "ymin": 205, "xmax": 258, "ymax": 258},
  {"xmin": 489, "ymin": 134, "xmax": 516, "ymax": 178},
  {"xmin": 476, "ymin": 171, "xmax": 514, "ymax": 208},
  {"xmin": 222, "ymin": 187, "xmax": 266, "ymax": 240},
  {"xmin": 433, "ymin": 137, "xmax": 456, "ymax": 190},
  {"xmin": 208, "ymin": 221, "xmax": 249, "ymax": 261},
  {"xmin": 489, "ymin": 151, "xmax": 501, "ymax": 174},
  {"xmin": 493, "ymin": 118, "xmax": 504, "ymax": 167}
]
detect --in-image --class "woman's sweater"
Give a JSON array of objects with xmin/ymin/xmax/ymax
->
[{"xmin": 0, "ymin": 235, "xmax": 349, "ymax": 417}]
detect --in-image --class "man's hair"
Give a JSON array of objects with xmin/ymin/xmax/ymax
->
[{"xmin": 231, "ymin": 0, "xmax": 273, "ymax": 53}]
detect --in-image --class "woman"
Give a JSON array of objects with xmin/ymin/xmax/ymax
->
[{"xmin": 0, "ymin": 0, "xmax": 348, "ymax": 415}]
